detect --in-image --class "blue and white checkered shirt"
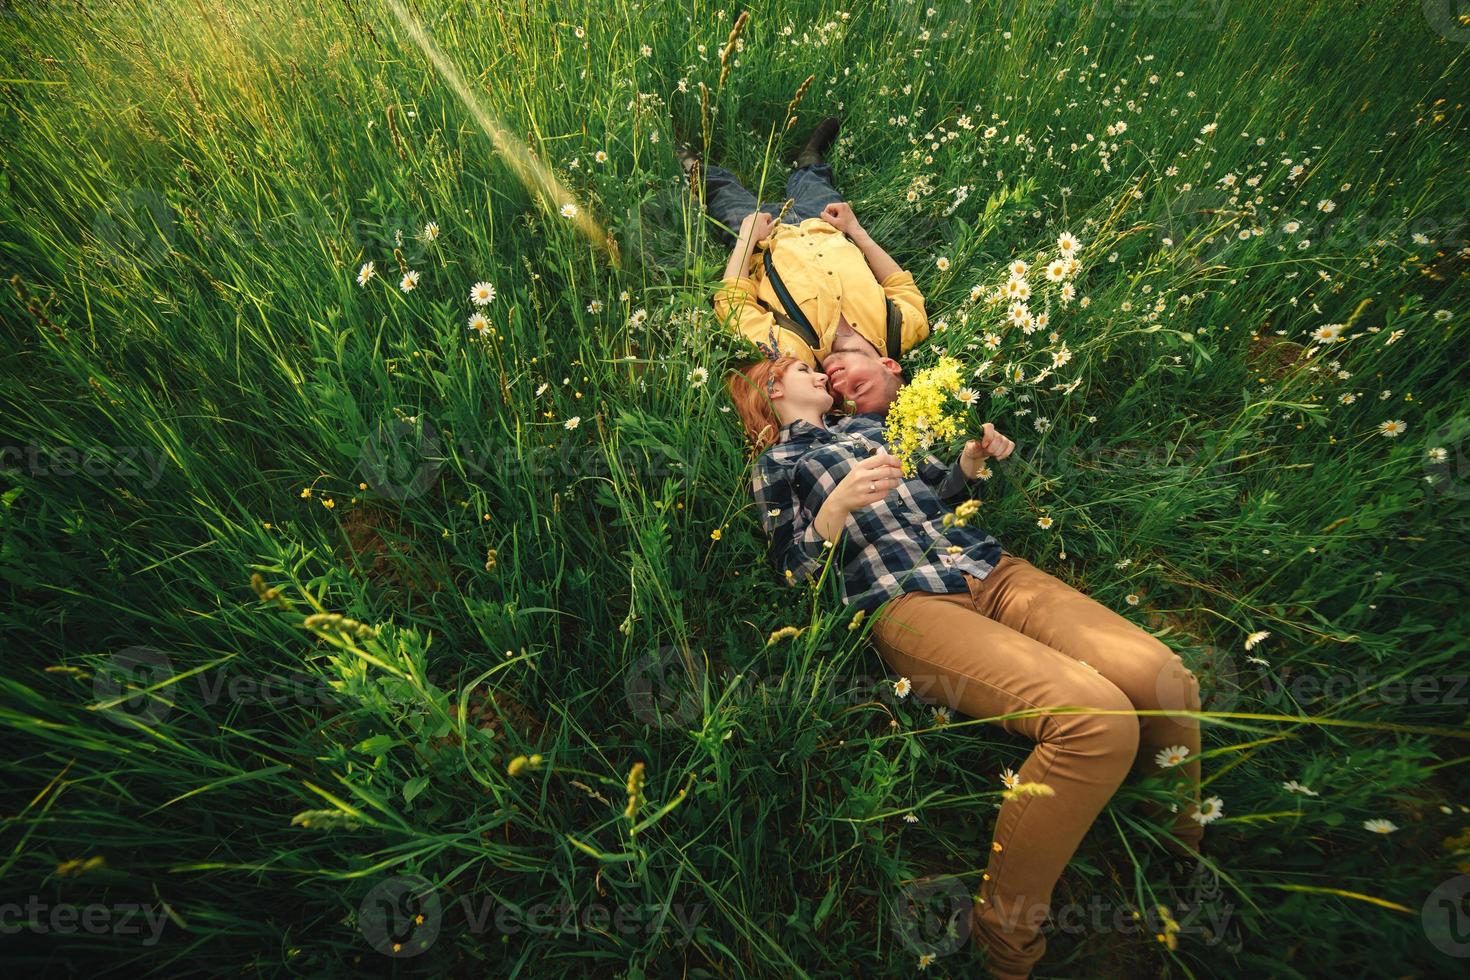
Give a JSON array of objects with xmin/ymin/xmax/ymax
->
[{"xmin": 751, "ymin": 412, "xmax": 1004, "ymax": 614}]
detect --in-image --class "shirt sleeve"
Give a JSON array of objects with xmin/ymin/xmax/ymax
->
[
  {"xmin": 880, "ymin": 269, "xmax": 931, "ymax": 353},
  {"xmin": 751, "ymin": 460, "xmax": 833, "ymax": 586},
  {"xmin": 915, "ymin": 452, "xmax": 985, "ymax": 509},
  {"xmin": 714, "ymin": 274, "xmax": 778, "ymax": 346}
]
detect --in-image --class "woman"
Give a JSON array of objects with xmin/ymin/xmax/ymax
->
[{"xmin": 727, "ymin": 355, "xmax": 1208, "ymax": 980}]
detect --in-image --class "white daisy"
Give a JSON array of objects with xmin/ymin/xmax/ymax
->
[
  {"xmin": 1377, "ymin": 419, "xmax": 1408, "ymax": 438},
  {"xmin": 935, "ymin": 256, "xmax": 951, "ymax": 271},
  {"xmin": 467, "ymin": 312, "xmax": 491, "ymax": 336},
  {"xmin": 1310, "ymin": 323, "xmax": 1344, "ymax": 344},
  {"xmin": 470, "ymin": 281, "xmax": 496, "ymax": 306},
  {"xmin": 421, "ymin": 221, "xmax": 440, "ymax": 242},
  {"xmin": 1192, "ymin": 796, "xmax": 1224, "ymax": 825},
  {"xmin": 1363, "ymin": 817, "xmax": 1398, "ymax": 834},
  {"xmin": 399, "ymin": 270, "xmax": 420, "ymax": 292},
  {"xmin": 1000, "ymin": 767, "xmax": 1021, "ymax": 789},
  {"xmin": 356, "ymin": 261, "xmax": 375, "ymax": 286},
  {"xmin": 1037, "ymin": 515, "xmax": 1055, "ymax": 530},
  {"xmin": 894, "ymin": 677, "xmax": 912, "ymax": 699},
  {"xmin": 904, "ymin": 812, "xmax": 920, "ymax": 824},
  {"xmin": 955, "ymin": 387, "xmax": 978, "ymax": 405},
  {"xmin": 688, "ymin": 366, "xmax": 709, "ymax": 387},
  {"xmin": 564, "ymin": 416, "xmax": 581, "ymax": 430},
  {"xmin": 560, "ymin": 202, "xmax": 579, "ymax": 219},
  {"xmin": 1056, "ymin": 231, "xmax": 1079, "ymax": 254},
  {"xmin": 1283, "ymin": 779, "xmax": 1319, "ymax": 796},
  {"xmin": 1044, "ymin": 259, "xmax": 1068, "ymax": 283},
  {"xmin": 1155, "ymin": 745, "xmax": 1191, "ymax": 768},
  {"xmin": 1244, "ymin": 630, "xmax": 1271, "ymax": 650},
  {"xmin": 595, "ymin": 150, "xmax": 608, "ymax": 164}
]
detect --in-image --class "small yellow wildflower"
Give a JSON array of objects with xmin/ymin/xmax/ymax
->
[
  {"xmin": 767, "ymin": 625, "xmax": 803, "ymax": 646},
  {"xmin": 624, "ymin": 761, "xmax": 646, "ymax": 820}
]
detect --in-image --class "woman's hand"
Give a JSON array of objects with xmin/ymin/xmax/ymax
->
[
  {"xmin": 812, "ymin": 450, "xmax": 904, "ymax": 541},
  {"xmin": 833, "ymin": 450, "xmax": 906, "ymax": 510},
  {"xmin": 960, "ymin": 423, "xmax": 1014, "ymax": 479},
  {"xmin": 739, "ymin": 211, "xmax": 775, "ymax": 243},
  {"xmin": 818, "ymin": 202, "xmax": 863, "ymax": 238}
]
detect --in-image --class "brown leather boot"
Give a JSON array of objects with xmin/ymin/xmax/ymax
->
[{"xmin": 795, "ymin": 115, "xmax": 842, "ymax": 168}]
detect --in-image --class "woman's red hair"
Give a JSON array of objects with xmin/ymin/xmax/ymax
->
[{"xmin": 727, "ymin": 356, "xmax": 805, "ymax": 455}]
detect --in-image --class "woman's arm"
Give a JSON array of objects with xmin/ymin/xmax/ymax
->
[{"xmin": 753, "ymin": 449, "xmax": 905, "ymax": 585}]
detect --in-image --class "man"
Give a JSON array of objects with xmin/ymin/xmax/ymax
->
[{"xmin": 681, "ymin": 117, "xmax": 932, "ymax": 391}]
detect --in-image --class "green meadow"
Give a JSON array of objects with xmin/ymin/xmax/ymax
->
[{"xmin": 2, "ymin": 0, "xmax": 1468, "ymax": 975}]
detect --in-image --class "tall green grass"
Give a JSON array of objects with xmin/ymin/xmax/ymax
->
[{"xmin": 2, "ymin": 0, "xmax": 1467, "ymax": 975}]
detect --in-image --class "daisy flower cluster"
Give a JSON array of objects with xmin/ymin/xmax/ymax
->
[
  {"xmin": 354, "ymin": 220, "xmax": 445, "ymax": 295},
  {"xmin": 466, "ymin": 279, "xmax": 498, "ymax": 339}
]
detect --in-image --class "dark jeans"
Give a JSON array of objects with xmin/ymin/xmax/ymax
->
[{"xmin": 694, "ymin": 162, "xmax": 845, "ymax": 249}]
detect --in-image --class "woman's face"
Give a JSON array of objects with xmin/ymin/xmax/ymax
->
[{"xmin": 772, "ymin": 361, "xmax": 834, "ymax": 419}]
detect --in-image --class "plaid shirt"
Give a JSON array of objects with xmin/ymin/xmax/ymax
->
[{"xmin": 751, "ymin": 412, "xmax": 1004, "ymax": 614}]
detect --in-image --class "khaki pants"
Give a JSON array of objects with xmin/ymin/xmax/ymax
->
[{"xmin": 870, "ymin": 550, "xmax": 1205, "ymax": 979}]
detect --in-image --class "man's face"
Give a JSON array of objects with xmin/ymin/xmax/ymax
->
[{"xmin": 821, "ymin": 324, "xmax": 903, "ymax": 415}]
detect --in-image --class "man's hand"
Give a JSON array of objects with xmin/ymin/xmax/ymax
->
[
  {"xmin": 739, "ymin": 211, "xmax": 775, "ymax": 243},
  {"xmin": 960, "ymin": 423, "xmax": 1014, "ymax": 479},
  {"xmin": 819, "ymin": 202, "xmax": 864, "ymax": 238}
]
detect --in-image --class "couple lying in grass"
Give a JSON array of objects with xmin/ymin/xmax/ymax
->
[{"xmin": 682, "ymin": 118, "xmax": 1209, "ymax": 979}]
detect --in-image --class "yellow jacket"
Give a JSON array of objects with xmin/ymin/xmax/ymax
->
[{"xmin": 712, "ymin": 218, "xmax": 930, "ymax": 367}]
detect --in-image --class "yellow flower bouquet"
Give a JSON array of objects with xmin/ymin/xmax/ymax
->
[{"xmin": 884, "ymin": 355, "xmax": 986, "ymax": 477}]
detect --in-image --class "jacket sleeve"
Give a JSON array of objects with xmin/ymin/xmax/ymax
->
[
  {"xmin": 915, "ymin": 452, "xmax": 986, "ymax": 509},
  {"xmin": 752, "ymin": 461, "xmax": 833, "ymax": 586},
  {"xmin": 879, "ymin": 269, "xmax": 931, "ymax": 356},
  {"xmin": 714, "ymin": 276, "xmax": 818, "ymax": 366}
]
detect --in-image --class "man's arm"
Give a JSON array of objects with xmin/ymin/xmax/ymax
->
[
  {"xmin": 724, "ymin": 224, "xmax": 758, "ymax": 281},
  {"xmin": 849, "ymin": 227, "xmax": 901, "ymax": 283},
  {"xmin": 818, "ymin": 204, "xmax": 929, "ymax": 349}
]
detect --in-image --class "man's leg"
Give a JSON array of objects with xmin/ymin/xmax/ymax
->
[
  {"xmin": 970, "ymin": 552, "xmax": 1206, "ymax": 857},
  {"xmin": 692, "ymin": 163, "xmax": 782, "ymax": 249},
  {"xmin": 785, "ymin": 162, "xmax": 845, "ymax": 222},
  {"xmin": 870, "ymin": 584, "xmax": 1142, "ymax": 979}
]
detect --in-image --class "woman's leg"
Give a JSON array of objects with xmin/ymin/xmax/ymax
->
[
  {"xmin": 971, "ymin": 552, "xmax": 1205, "ymax": 857},
  {"xmin": 870, "ymin": 586, "xmax": 1143, "ymax": 979}
]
